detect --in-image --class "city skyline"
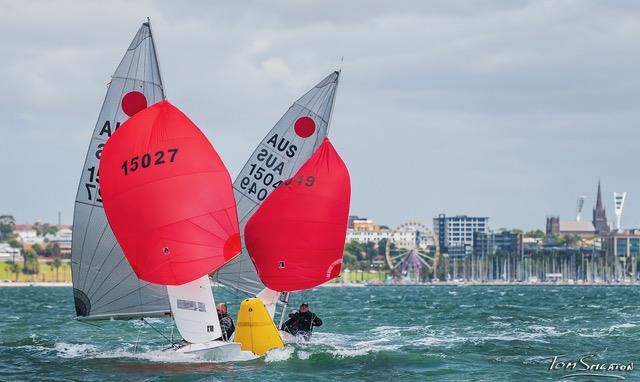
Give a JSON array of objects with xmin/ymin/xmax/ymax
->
[{"xmin": 3, "ymin": 1, "xmax": 640, "ymax": 229}]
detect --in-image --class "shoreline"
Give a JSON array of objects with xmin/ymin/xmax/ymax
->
[
  {"xmin": 327, "ymin": 282, "xmax": 640, "ymax": 287},
  {"xmin": 0, "ymin": 282, "xmax": 72, "ymax": 287},
  {"xmin": 2, "ymin": 281, "xmax": 639, "ymax": 288}
]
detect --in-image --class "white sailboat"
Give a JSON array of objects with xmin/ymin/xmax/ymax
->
[
  {"xmin": 212, "ymin": 71, "xmax": 342, "ymax": 325},
  {"xmin": 71, "ymin": 21, "xmax": 276, "ymax": 362}
]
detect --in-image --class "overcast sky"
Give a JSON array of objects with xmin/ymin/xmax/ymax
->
[{"xmin": 1, "ymin": 0, "xmax": 640, "ymax": 230}]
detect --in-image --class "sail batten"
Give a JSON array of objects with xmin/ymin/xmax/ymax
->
[
  {"xmin": 71, "ymin": 22, "xmax": 170, "ymax": 320},
  {"xmin": 213, "ymin": 71, "xmax": 340, "ymax": 296}
]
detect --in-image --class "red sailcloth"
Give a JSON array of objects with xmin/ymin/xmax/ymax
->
[
  {"xmin": 100, "ymin": 100, "xmax": 240, "ymax": 285},
  {"xmin": 244, "ymin": 137, "xmax": 351, "ymax": 292}
]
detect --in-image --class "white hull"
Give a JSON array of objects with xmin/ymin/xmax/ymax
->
[{"xmin": 175, "ymin": 340, "xmax": 258, "ymax": 362}]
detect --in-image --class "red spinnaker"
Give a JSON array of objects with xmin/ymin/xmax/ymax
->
[
  {"xmin": 244, "ymin": 138, "xmax": 351, "ymax": 292},
  {"xmin": 100, "ymin": 100, "xmax": 240, "ymax": 285}
]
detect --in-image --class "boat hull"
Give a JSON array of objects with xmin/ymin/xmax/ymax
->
[{"xmin": 175, "ymin": 340, "xmax": 258, "ymax": 362}]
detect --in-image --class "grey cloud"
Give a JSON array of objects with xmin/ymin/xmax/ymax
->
[{"xmin": 1, "ymin": 0, "xmax": 639, "ymax": 230}]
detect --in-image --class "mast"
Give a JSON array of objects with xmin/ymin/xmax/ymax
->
[{"xmin": 146, "ymin": 18, "xmax": 166, "ymax": 97}]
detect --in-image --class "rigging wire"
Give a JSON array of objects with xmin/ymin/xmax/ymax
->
[
  {"xmin": 74, "ymin": 319, "xmax": 103, "ymax": 330},
  {"xmin": 141, "ymin": 317, "xmax": 172, "ymax": 344},
  {"xmin": 134, "ymin": 324, "xmax": 142, "ymax": 354}
]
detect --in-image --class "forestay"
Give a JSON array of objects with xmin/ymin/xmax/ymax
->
[
  {"xmin": 71, "ymin": 22, "xmax": 170, "ymax": 320},
  {"xmin": 212, "ymin": 71, "xmax": 340, "ymax": 295}
]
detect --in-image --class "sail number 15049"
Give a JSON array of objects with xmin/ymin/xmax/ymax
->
[{"xmin": 121, "ymin": 148, "xmax": 178, "ymax": 176}]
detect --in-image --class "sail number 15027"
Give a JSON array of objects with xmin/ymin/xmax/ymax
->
[{"xmin": 121, "ymin": 148, "xmax": 178, "ymax": 176}]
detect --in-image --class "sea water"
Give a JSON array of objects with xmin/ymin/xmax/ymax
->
[{"xmin": 1, "ymin": 285, "xmax": 639, "ymax": 381}]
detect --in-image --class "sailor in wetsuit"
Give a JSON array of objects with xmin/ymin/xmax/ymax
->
[
  {"xmin": 281, "ymin": 303, "xmax": 322, "ymax": 340},
  {"xmin": 217, "ymin": 303, "xmax": 235, "ymax": 341}
]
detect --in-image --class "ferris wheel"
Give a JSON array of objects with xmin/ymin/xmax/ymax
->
[{"xmin": 385, "ymin": 221, "xmax": 439, "ymax": 282}]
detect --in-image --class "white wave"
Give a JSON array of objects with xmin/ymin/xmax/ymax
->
[
  {"xmin": 297, "ymin": 350, "xmax": 311, "ymax": 360},
  {"xmin": 329, "ymin": 347, "xmax": 371, "ymax": 358},
  {"xmin": 608, "ymin": 323, "xmax": 637, "ymax": 332},
  {"xmin": 54, "ymin": 342, "xmax": 98, "ymax": 358},
  {"xmin": 415, "ymin": 336, "xmax": 467, "ymax": 346},
  {"xmin": 527, "ymin": 325, "xmax": 566, "ymax": 337},
  {"xmin": 264, "ymin": 346, "xmax": 294, "ymax": 362},
  {"xmin": 369, "ymin": 325, "xmax": 423, "ymax": 336}
]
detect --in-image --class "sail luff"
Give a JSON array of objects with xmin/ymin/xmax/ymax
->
[
  {"xmin": 212, "ymin": 71, "xmax": 340, "ymax": 296},
  {"xmin": 71, "ymin": 22, "xmax": 170, "ymax": 320}
]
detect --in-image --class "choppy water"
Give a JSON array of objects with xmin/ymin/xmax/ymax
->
[{"xmin": 1, "ymin": 285, "xmax": 639, "ymax": 381}]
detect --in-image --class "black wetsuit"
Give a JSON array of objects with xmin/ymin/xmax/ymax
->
[
  {"xmin": 218, "ymin": 312, "xmax": 235, "ymax": 341},
  {"xmin": 281, "ymin": 311, "xmax": 322, "ymax": 340}
]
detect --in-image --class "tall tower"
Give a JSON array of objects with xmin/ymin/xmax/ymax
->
[
  {"xmin": 593, "ymin": 180, "xmax": 609, "ymax": 235},
  {"xmin": 576, "ymin": 196, "xmax": 586, "ymax": 222},
  {"xmin": 614, "ymin": 192, "xmax": 627, "ymax": 230}
]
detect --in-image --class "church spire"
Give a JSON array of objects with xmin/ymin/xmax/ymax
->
[
  {"xmin": 596, "ymin": 180, "xmax": 603, "ymax": 210},
  {"xmin": 593, "ymin": 179, "xmax": 609, "ymax": 235}
]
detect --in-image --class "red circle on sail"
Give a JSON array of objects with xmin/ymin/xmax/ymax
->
[
  {"xmin": 121, "ymin": 91, "xmax": 148, "ymax": 117},
  {"xmin": 294, "ymin": 116, "xmax": 316, "ymax": 138}
]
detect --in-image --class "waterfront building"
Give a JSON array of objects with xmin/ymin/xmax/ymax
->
[
  {"xmin": 473, "ymin": 230, "xmax": 523, "ymax": 257},
  {"xmin": 44, "ymin": 226, "xmax": 72, "ymax": 257},
  {"xmin": 347, "ymin": 215, "xmax": 367, "ymax": 229},
  {"xmin": 391, "ymin": 223, "xmax": 435, "ymax": 250},
  {"xmin": 433, "ymin": 214, "xmax": 488, "ymax": 254},
  {"xmin": 603, "ymin": 230, "xmax": 640, "ymax": 280},
  {"xmin": 0, "ymin": 243, "xmax": 22, "ymax": 262},
  {"xmin": 345, "ymin": 227, "xmax": 390, "ymax": 244},
  {"xmin": 12, "ymin": 224, "xmax": 42, "ymax": 244},
  {"xmin": 546, "ymin": 216, "xmax": 560, "ymax": 234},
  {"xmin": 352, "ymin": 219, "xmax": 380, "ymax": 232},
  {"xmin": 345, "ymin": 218, "xmax": 392, "ymax": 244},
  {"xmin": 345, "ymin": 219, "xmax": 434, "ymax": 251},
  {"xmin": 546, "ymin": 216, "xmax": 596, "ymax": 238},
  {"xmin": 603, "ymin": 230, "xmax": 640, "ymax": 257}
]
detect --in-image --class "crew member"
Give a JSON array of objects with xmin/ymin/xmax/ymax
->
[
  {"xmin": 217, "ymin": 303, "xmax": 235, "ymax": 341},
  {"xmin": 281, "ymin": 303, "xmax": 322, "ymax": 340}
]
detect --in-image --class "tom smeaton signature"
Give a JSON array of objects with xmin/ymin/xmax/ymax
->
[{"xmin": 549, "ymin": 355, "xmax": 634, "ymax": 380}]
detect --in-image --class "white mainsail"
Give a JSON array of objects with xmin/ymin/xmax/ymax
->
[
  {"xmin": 212, "ymin": 71, "xmax": 340, "ymax": 296},
  {"xmin": 71, "ymin": 21, "xmax": 170, "ymax": 320}
]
